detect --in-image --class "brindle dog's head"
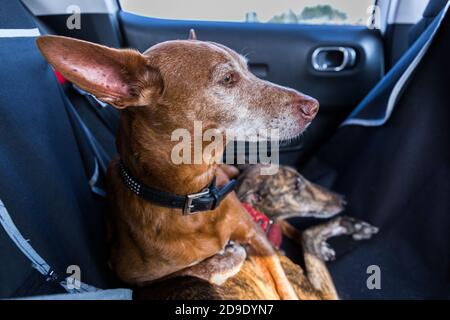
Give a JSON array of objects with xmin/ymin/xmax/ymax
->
[{"xmin": 237, "ymin": 165, "xmax": 345, "ymax": 220}]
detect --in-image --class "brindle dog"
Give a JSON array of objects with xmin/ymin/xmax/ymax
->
[{"xmin": 236, "ymin": 165, "xmax": 378, "ymax": 261}]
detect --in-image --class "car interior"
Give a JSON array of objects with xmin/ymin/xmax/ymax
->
[{"xmin": 0, "ymin": 0, "xmax": 449, "ymax": 299}]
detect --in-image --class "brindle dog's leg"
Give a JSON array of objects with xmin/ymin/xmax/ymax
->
[{"xmin": 301, "ymin": 216, "xmax": 378, "ymax": 299}]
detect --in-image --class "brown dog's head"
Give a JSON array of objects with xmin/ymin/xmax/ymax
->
[{"xmin": 36, "ymin": 35, "xmax": 318, "ymax": 141}]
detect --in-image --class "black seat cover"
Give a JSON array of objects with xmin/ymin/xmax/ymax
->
[
  {"xmin": 0, "ymin": 1, "xmax": 115, "ymax": 298},
  {"xmin": 409, "ymin": 0, "xmax": 448, "ymax": 46},
  {"xmin": 301, "ymin": 4, "xmax": 450, "ymax": 299}
]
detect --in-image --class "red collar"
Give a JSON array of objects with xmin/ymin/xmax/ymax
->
[
  {"xmin": 242, "ymin": 203, "xmax": 272, "ymax": 233},
  {"xmin": 242, "ymin": 203, "xmax": 282, "ymax": 249}
]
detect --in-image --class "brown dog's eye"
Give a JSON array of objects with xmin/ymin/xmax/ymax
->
[{"xmin": 221, "ymin": 72, "xmax": 237, "ymax": 86}]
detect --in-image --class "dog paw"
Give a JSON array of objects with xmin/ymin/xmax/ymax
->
[
  {"xmin": 302, "ymin": 216, "xmax": 378, "ymax": 262},
  {"xmin": 338, "ymin": 216, "xmax": 379, "ymax": 241},
  {"xmin": 318, "ymin": 240, "xmax": 337, "ymax": 262},
  {"xmin": 176, "ymin": 241, "xmax": 247, "ymax": 286}
]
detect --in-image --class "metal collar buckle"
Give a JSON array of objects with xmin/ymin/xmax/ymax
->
[{"xmin": 183, "ymin": 188, "xmax": 210, "ymax": 215}]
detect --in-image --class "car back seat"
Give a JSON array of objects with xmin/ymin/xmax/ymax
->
[
  {"xmin": 0, "ymin": 0, "xmax": 127, "ymax": 298},
  {"xmin": 26, "ymin": 6, "xmax": 120, "ymax": 160},
  {"xmin": 301, "ymin": 2, "xmax": 450, "ymax": 299}
]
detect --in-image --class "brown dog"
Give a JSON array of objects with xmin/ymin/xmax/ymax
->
[
  {"xmin": 134, "ymin": 215, "xmax": 373, "ymax": 300},
  {"xmin": 36, "ymin": 35, "xmax": 319, "ymax": 300}
]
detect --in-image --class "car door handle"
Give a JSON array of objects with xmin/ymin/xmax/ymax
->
[{"xmin": 312, "ymin": 47, "xmax": 356, "ymax": 72}]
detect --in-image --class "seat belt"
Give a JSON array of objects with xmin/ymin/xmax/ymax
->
[{"xmin": 0, "ymin": 199, "xmax": 99, "ymax": 294}]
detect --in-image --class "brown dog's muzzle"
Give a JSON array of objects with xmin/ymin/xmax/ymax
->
[{"xmin": 294, "ymin": 94, "xmax": 319, "ymax": 121}]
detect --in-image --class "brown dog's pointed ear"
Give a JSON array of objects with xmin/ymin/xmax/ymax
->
[
  {"xmin": 188, "ymin": 29, "xmax": 197, "ymax": 40},
  {"xmin": 36, "ymin": 35, "xmax": 163, "ymax": 109}
]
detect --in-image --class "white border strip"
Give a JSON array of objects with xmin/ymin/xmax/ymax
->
[
  {"xmin": 342, "ymin": 1, "xmax": 450, "ymax": 127},
  {"xmin": 0, "ymin": 28, "xmax": 40, "ymax": 38}
]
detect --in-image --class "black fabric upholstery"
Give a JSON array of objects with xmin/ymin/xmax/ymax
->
[
  {"xmin": 342, "ymin": 11, "xmax": 440, "ymax": 126},
  {"xmin": 64, "ymin": 85, "xmax": 119, "ymax": 160},
  {"xmin": 0, "ymin": 1, "xmax": 116, "ymax": 298},
  {"xmin": 301, "ymin": 5, "xmax": 450, "ymax": 299},
  {"xmin": 27, "ymin": 5, "xmax": 120, "ymax": 160}
]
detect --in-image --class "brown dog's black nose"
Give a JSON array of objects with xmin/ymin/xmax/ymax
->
[{"xmin": 297, "ymin": 95, "xmax": 319, "ymax": 120}]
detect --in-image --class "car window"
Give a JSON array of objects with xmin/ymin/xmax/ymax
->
[{"xmin": 120, "ymin": 0, "xmax": 375, "ymax": 26}]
